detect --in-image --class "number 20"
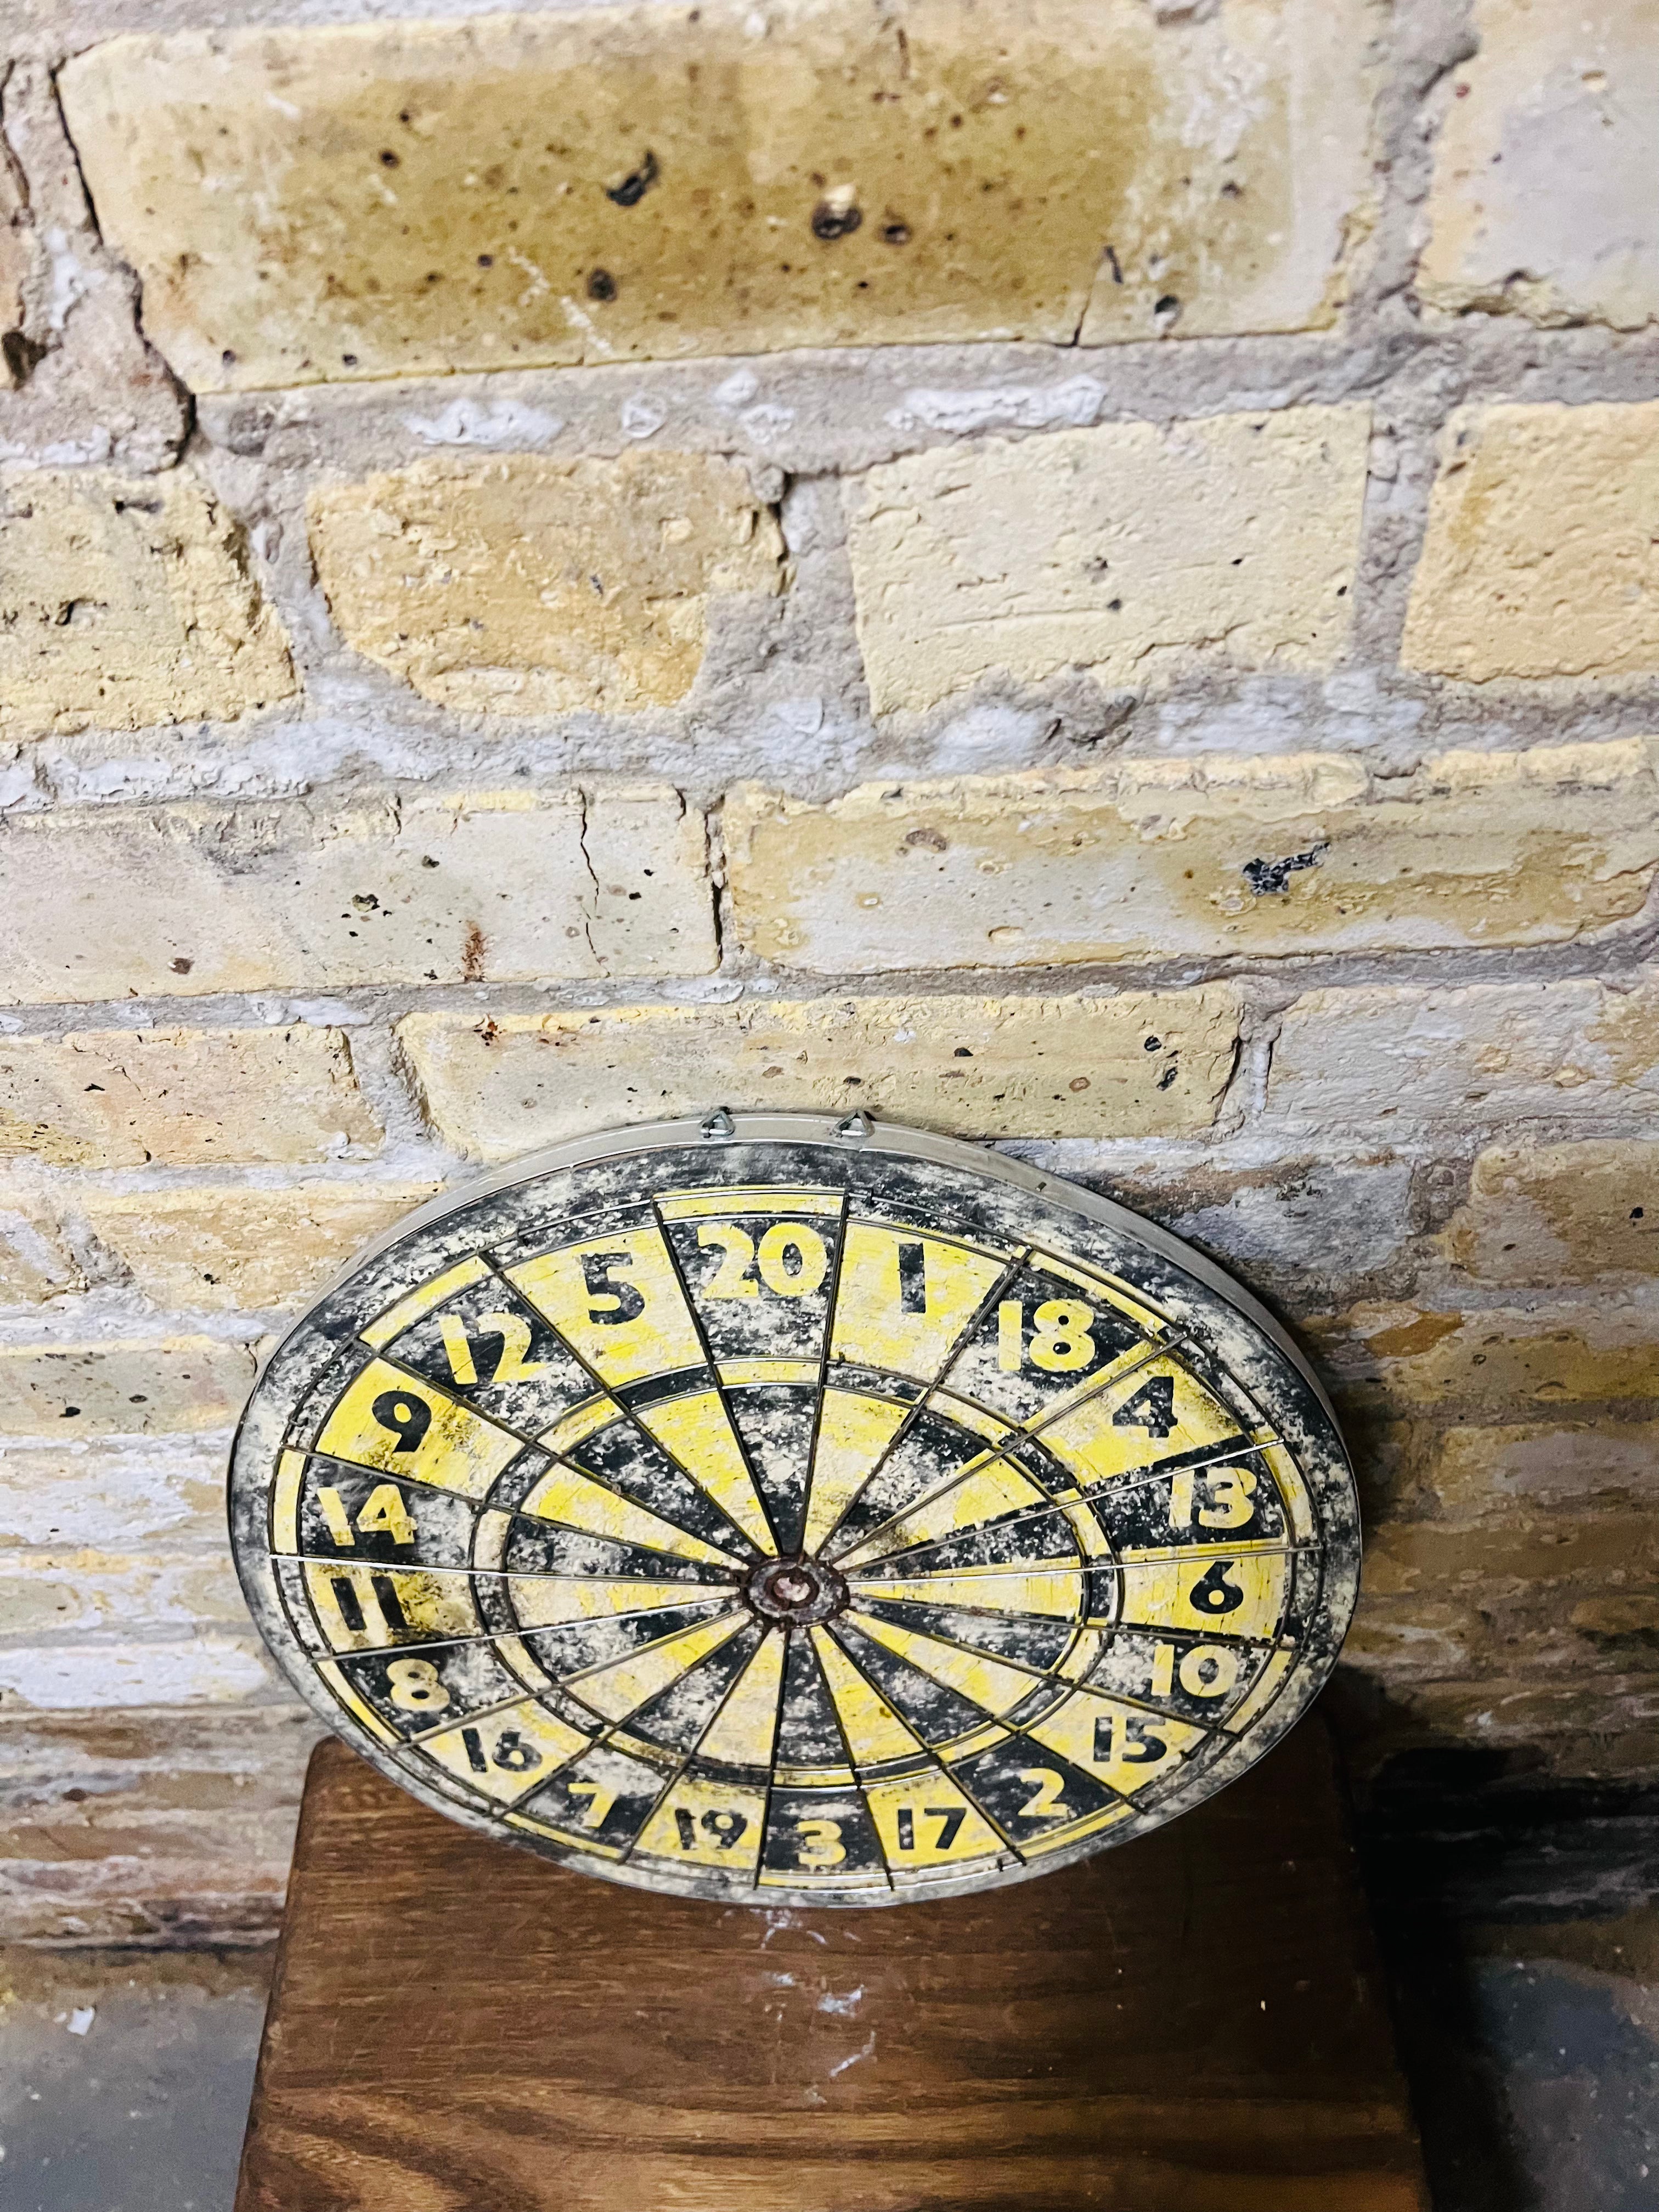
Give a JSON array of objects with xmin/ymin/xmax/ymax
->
[{"xmin": 698, "ymin": 1222, "xmax": 828, "ymax": 1299}]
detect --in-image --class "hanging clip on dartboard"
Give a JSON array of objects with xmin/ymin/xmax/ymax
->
[{"xmin": 231, "ymin": 1113, "xmax": 1359, "ymax": 1907}]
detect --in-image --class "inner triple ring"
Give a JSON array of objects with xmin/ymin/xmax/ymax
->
[{"xmin": 743, "ymin": 1552, "xmax": 849, "ymax": 1627}]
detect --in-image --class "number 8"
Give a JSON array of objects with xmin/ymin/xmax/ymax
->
[
  {"xmin": 386, "ymin": 1657, "xmax": 450, "ymax": 1712},
  {"xmin": 1029, "ymin": 1300, "xmax": 1095, "ymax": 1373}
]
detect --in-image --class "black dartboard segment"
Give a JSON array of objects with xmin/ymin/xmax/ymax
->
[{"xmin": 230, "ymin": 1114, "xmax": 1360, "ymax": 1907}]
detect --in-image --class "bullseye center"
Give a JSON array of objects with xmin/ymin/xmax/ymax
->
[{"xmin": 744, "ymin": 1553, "xmax": 848, "ymax": 1626}]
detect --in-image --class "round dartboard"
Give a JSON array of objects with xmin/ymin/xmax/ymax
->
[{"xmin": 232, "ymin": 1112, "xmax": 1359, "ymax": 1905}]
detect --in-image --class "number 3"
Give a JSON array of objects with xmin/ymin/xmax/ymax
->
[{"xmin": 794, "ymin": 1817, "xmax": 846, "ymax": 1866}]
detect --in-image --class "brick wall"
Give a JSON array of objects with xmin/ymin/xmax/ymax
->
[{"xmin": 2, "ymin": 0, "xmax": 1657, "ymax": 1943}]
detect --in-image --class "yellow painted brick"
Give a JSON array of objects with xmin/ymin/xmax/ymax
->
[
  {"xmin": 0, "ymin": 467, "xmax": 295, "ymax": 738},
  {"xmin": 0, "ymin": 787, "xmax": 714, "ymax": 1003},
  {"xmin": 0, "ymin": 1549, "xmax": 245, "ymax": 1638},
  {"xmin": 1311, "ymin": 1301, "xmax": 1659, "ymax": 1412},
  {"xmin": 1420, "ymin": 0, "xmax": 1659, "ymax": 333},
  {"xmin": 0, "ymin": 1336, "xmax": 257, "ymax": 1436},
  {"xmin": 398, "ymin": 987, "xmax": 1243, "ymax": 1162},
  {"xmin": 309, "ymin": 454, "xmax": 782, "ymax": 715},
  {"xmin": 1443, "ymin": 1141, "xmax": 1659, "ymax": 1287},
  {"xmin": 0, "ymin": 1192, "xmax": 80, "ymax": 1305},
  {"xmin": 845, "ymin": 409, "xmax": 1369, "ymax": 716},
  {"xmin": 1403, "ymin": 403, "xmax": 1659, "ymax": 681},
  {"xmin": 1421, "ymin": 1421, "xmax": 1659, "ymax": 1524},
  {"xmin": 1269, "ymin": 976, "xmax": 1659, "ymax": 1130},
  {"xmin": 726, "ymin": 739, "xmax": 1659, "ymax": 969},
  {"xmin": 0, "ymin": 1027, "xmax": 382, "ymax": 1170},
  {"xmin": 60, "ymin": 0, "xmax": 1379, "ymax": 394},
  {"xmin": 80, "ymin": 1182, "xmax": 441, "ymax": 1313}
]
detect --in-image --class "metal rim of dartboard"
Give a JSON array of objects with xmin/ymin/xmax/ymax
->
[{"xmin": 229, "ymin": 1110, "xmax": 1361, "ymax": 1908}]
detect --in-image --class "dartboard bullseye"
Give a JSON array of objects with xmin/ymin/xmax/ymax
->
[{"xmin": 230, "ymin": 1113, "xmax": 1359, "ymax": 1906}]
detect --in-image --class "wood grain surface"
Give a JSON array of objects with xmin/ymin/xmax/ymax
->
[{"xmin": 236, "ymin": 1720, "xmax": 1426, "ymax": 2211}]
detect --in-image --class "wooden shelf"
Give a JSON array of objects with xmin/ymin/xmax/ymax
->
[{"xmin": 236, "ymin": 1718, "xmax": 1426, "ymax": 2210}]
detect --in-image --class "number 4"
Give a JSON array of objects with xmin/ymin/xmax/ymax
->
[{"xmin": 317, "ymin": 1483, "xmax": 416, "ymax": 1548}]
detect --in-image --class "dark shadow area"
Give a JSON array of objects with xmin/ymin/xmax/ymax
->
[{"xmin": 1351, "ymin": 1745, "xmax": 1659, "ymax": 2212}]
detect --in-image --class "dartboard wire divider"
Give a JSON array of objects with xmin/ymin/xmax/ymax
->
[{"xmin": 230, "ymin": 1108, "xmax": 1361, "ymax": 1907}]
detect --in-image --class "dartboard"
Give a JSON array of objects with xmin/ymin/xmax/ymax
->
[{"xmin": 232, "ymin": 1113, "xmax": 1359, "ymax": 1905}]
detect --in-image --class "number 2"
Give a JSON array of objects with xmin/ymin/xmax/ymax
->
[
  {"xmin": 697, "ymin": 1222, "xmax": 828, "ymax": 1299},
  {"xmin": 439, "ymin": 1311, "xmax": 550, "ymax": 1386},
  {"xmin": 1014, "ymin": 1768, "xmax": 1070, "ymax": 1822}
]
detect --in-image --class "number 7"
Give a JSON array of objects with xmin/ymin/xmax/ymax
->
[{"xmin": 567, "ymin": 1779, "xmax": 617, "ymax": 1829}]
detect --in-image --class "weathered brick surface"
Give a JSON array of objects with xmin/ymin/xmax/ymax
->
[
  {"xmin": 1268, "ymin": 977, "xmax": 1659, "ymax": 1131},
  {"xmin": 1358, "ymin": 1674, "xmax": 1659, "ymax": 1785},
  {"xmin": 81, "ymin": 1182, "xmax": 443, "ymax": 1313},
  {"xmin": 1403, "ymin": 403, "xmax": 1659, "ymax": 681},
  {"xmin": 1443, "ymin": 1141, "xmax": 1659, "ymax": 1287},
  {"xmin": 0, "ymin": 1635, "xmax": 274, "ymax": 1711},
  {"xmin": 0, "ymin": 1336, "xmax": 257, "ymax": 1435},
  {"xmin": 309, "ymin": 456, "xmax": 783, "ymax": 714},
  {"xmin": 0, "ymin": 1549, "xmax": 245, "ymax": 1638},
  {"xmin": 0, "ymin": 1709, "xmax": 314, "ymax": 1943},
  {"xmin": 726, "ymin": 740, "xmax": 1659, "ymax": 969},
  {"xmin": 400, "ymin": 986, "xmax": 1244, "ymax": 1159},
  {"xmin": 1419, "ymin": 1420, "xmax": 1659, "ymax": 1523},
  {"xmin": 0, "ymin": 1026, "xmax": 382, "ymax": 1169},
  {"xmin": 845, "ymin": 408, "xmax": 1370, "ymax": 715},
  {"xmin": 1352, "ymin": 1509, "xmax": 1659, "ymax": 1682},
  {"xmin": 0, "ymin": 1441, "xmax": 228, "ymax": 1550},
  {"xmin": 1419, "ymin": 0, "xmax": 1659, "ymax": 333},
  {"xmin": 0, "ymin": 467, "xmax": 294, "ymax": 737},
  {"xmin": 0, "ymin": 1193, "xmax": 81, "ymax": 1305},
  {"xmin": 60, "ymin": 0, "xmax": 1379, "ymax": 393},
  {"xmin": 1311, "ymin": 1301, "xmax": 1659, "ymax": 1413},
  {"xmin": 0, "ymin": 787, "xmax": 714, "ymax": 1002}
]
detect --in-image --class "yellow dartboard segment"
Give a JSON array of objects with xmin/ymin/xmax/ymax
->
[
  {"xmin": 1039, "ymin": 1356, "xmax": 1244, "ymax": 1491},
  {"xmin": 829, "ymin": 1223, "xmax": 1009, "ymax": 1384},
  {"xmin": 844, "ymin": 1611, "xmax": 1042, "ymax": 1720},
  {"xmin": 233, "ymin": 1115, "xmax": 1359, "ymax": 1906},
  {"xmin": 633, "ymin": 1389, "xmax": 777, "ymax": 1555},
  {"xmin": 505, "ymin": 1577, "xmax": 736, "ymax": 1632},
  {"xmin": 800, "ymin": 1389, "xmax": 911, "ymax": 1554},
  {"xmin": 811, "ymin": 1625, "xmax": 928, "ymax": 1768},
  {"xmin": 1023, "ymin": 1688, "xmax": 1207, "ymax": 1795},
  {"xmin": 849, "ymin": 1568, "xmax": 1082, "ymax": 1619},
  {"xmin": 833, "ymin": 1455, "xmax": 1049, "ymax": 1570},
  {"xmin": 510, "ymin": 1228, "xmax": 705, "ymax": 1385},
  {"xmin": 693, "ymin": 1629, "xmax": 788, "ymax": 1769},
  {"xmin": 316, "ymin": 1359, "xmax": 525, "ymax": 1499},
  {"xmin": 301, "ymin": 1560, "xmax": 481, "ymax": 1651},
  {"xmin": 634, "ymin": 1773, "xmax": 769, "ymax": 1874},
  {"xmin": 563, "ymin": 1611, "xmax": 752, "ymax": 1723},
  {"xmin": 519, "ymin": 1462, "xmax": 744, "ymax": 1571},
  {"xmin": 865, "ymin": 1770, "xmax": 1006, "ymax": 1871},
  {"xmin": 1115, "ymin": 1549, "xmax": 1291, "ymax": 1643},
  {"xmin": 415, "ymin": 1697, "xmax": 592, "ymax": 1804}
]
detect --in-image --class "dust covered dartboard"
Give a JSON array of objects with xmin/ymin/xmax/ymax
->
[{"xmin": 231, "ymin": 1113, "xmax": 1359, "ymax": 1905}]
